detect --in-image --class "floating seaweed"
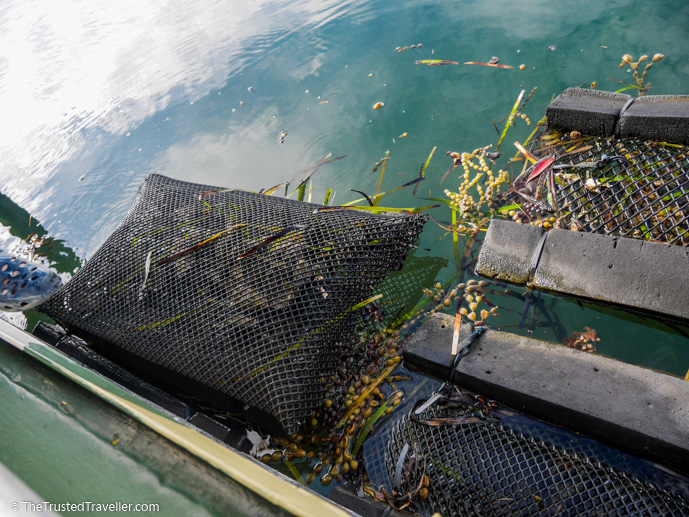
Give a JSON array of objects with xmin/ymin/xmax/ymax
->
[
  {"xmin": 314, "ymin": 203, "xmax": 438, "ymax": 215},
  {"xmin": 497, "ymin": 90, "xmax": 526, "ymax": 150},
  {"xmin": 563, "ymin": 326, "xmax": 600, "ymax": 353},
  {"xmin": 288, "ymin": 154, "xmax": 347, "ymax": 201},
  {"xmin": 442, "ymin": 147, "xmax": 510, "ymax": 218},
  {"xmin": 349, "ymin": 189, "xmax": 374, "ymax": 206},
  {"xmin": 415, "ymin": 60, "xmax": 458, "ymax": 66},
  {"xmin": 259, "ymin": 181, "xmax": 289, "ymax": 196},
  {"xmin": 396, "ymin": 44, "xmax": 422, "ymax": 53},
  {"xmin": 343, "ymin": 151, "xmax": 434, "ymax": 208},
  {"xmin": 612, "ymin": 52, "xmax": 665, "ymax": 96},
  {"xmin": 413, "ymin": 146, "xmax": 436, "ymax": 195},
  {"xmin": 464, "ymin": 61, "xmax": 514, "ymax": 69}
]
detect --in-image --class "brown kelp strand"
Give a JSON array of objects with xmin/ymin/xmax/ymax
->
[
  {"xmin": 518, "ymin": 87, "xmax": 539, "ymax": 112},
  {"xmin": 617, "ymin": 52, "xmax": 664, "ymax": 96},
  {"xmin": 396, "ymin": 43, "xmax": 422, "ymax": 53},
  {"xmin": 464, "ymin": 61, "xmax": 515, "ymax": 69}
]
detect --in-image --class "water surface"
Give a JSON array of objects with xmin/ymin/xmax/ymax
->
[{"xmin": 1, "ymin": 0, "xmax": 689, "ymax": 373}]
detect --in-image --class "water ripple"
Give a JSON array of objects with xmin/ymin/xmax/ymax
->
[{"xmin": 0, "ymin": 0, "xmax": 359, "ymax": 254}]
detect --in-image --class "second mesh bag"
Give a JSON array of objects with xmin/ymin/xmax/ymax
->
[{"xmin": 39, "ymin": 174, "xmax": 427, "ymax": 434}]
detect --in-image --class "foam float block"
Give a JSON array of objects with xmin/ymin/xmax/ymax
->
[
  {"xmin": 546, "ymin": 87, "xmax": 631, "ymax": 137},
  {"xmin": 618, "ymin": 94, "xmax": 689, "ymax": 145},
  {"xmin": 475, "ymin": 220, "xmax": 689, "ymax": 322},
  {"xmin": 471, "ymin": 220, "xmax": 543, "ymax": 285},
  {"xmin": 403, "ymin": 313, "xmax": 689, "ymax": 474}
]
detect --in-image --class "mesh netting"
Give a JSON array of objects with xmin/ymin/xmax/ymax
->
[
  {"xmin": 38, "ymin": 174, "xmax": 426, "ymax": 434},
  {"xmin": 521, "ymin": 130, "xmax": 689, "ymax": 246},
  {"xmin": 371, "ymin": 255, "xmax": 447, "ymax": 323},
  {"xmin": 384, "ymin": 406, "xmax": 689, "ymax": 516}
]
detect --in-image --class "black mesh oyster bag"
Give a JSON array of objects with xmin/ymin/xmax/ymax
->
[{"xmin": 39, "ymin": 174, "xmax": 427, "ymax": 434}]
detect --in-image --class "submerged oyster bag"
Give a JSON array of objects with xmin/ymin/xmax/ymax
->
[
  {"xmin": 377, "ymin": 407, "xmax": 689, "ymax": 516},
  {"xmin": 39, "ymin": 174, "xmax": 426, "ymax": 434}
]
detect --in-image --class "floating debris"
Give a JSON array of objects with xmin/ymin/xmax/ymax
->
[
  {"xmin": 590, "ymin": 82, "xmax": 597, "ymax": 89},
  {"xmin": 279, "ymin": 131, "xmax": 287, "ymax": 144},
  {"xmin": 319, "ymin": 100, "xmax": 329, "ymax": 104},
  {"xmin": 508, "ymin": 111, "xmax": 531, "ymax": 126},
  {"xmin": 372, "ymin": 155, "xmax": 388, "ymax": 173},
  {"xmin": 373, "ymin": 102, "xmax": 385, "ymax": 110},
  {"xmin": 464, "ymin": 61, "xmax": 515, "ymax": 69},
  {"xmin": 563, "ymin": 327, "xmax": 599, "ymax": 353},
  {"xmin": 396, "ymin": 43, "xmax": 423, "ymax": 53},
  {"xmin": 415, "ymin": 59, "xmax": 458, "ymax": 66},
  {"xmin": 446, "ymin": 150, "xmax": 462, "ymax": 162}
]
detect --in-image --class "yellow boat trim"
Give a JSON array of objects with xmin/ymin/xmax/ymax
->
[{"xmin": 0, "ymin": 320, "xmax": 351, "ymax": 517}]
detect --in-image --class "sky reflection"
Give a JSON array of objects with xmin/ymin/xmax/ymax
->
[{"xmin": 0, "ymin": 0, "xmax": 354, "ymax": 253}]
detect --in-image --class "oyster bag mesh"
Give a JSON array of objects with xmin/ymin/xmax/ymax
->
[
  {"xmin": 384, "ymin": 409, "xmax": 689, "ymax": 516},
  {"xmin": 39, "ymin": 174, "xmax": 426, "ymax": 434}
]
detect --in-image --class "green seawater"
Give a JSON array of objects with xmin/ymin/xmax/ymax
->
[{"xmin": 1, "ymin": 0, "xmax": 688, "ymax": 376}]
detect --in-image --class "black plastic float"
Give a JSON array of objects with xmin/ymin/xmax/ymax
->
[
  {"xmin": 546, "ymin": 87, "xmax": 689, "ymax": 144},
  {"xmin": 475, "ymin": 219, "xmax": 689, "ymax": 322}
]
